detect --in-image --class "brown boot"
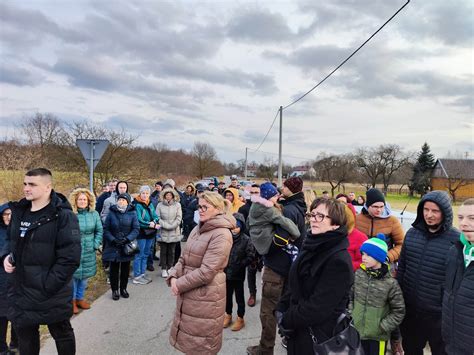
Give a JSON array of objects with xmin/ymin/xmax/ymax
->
[
  {"xmin": 76, "ymin": 299, "xmax": 91, "ymax": 309},
  {"xmin": 72, "ymin": 300, "xmax": 79, "ymax": 314},
  {"xmin": 231, "ymin": 316, "xmax": 245, "ymax": 331},
  {"xmin": 223, "ymin": 313, "xmax": 232, "ymax": 328},
  {"xmin": 247, "ymin": 294, "xmax": 256, "ymax": 307}
]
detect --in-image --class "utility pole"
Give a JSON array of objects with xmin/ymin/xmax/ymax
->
[
  {"xmin": 278, "ymin": 106, "xmax": 283, "ymax": 187},
  {"xmin": 244, "ymin": 147, "xmax": 248, "ymax": 180}
]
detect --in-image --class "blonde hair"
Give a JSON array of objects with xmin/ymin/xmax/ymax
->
[
  {"xmin": 69, "ymin": 188, "xmax": 96, "ymax": 213},
  {"xmin": 200, "ymin": 191, "xmax": 231, "ymax": 214}
]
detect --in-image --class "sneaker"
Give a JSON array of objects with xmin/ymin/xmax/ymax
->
[
  {"xmin": 106, "ymin": 277, "xmax": 110, "ymax": 285},
  {"xmin": 132, "ymin": 276, "xmax": 149, "ymax": 285},
  {"xmin": 142, "ymin": 274, "xmax": 152, "ymax": 283},
  {"xmin": 281, "ymin": 337, "xmax": 288, "ymax": 349},
  {"xmin": 161, "ymin": 270, "xmax": 168, "ymax": 278},
  {"xmin": 147, "ymin": 264, "xmax": 155, "ymax": 272}
]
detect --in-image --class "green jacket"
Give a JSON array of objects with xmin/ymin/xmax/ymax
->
[
  {"xmin": 349, "ymin": 264, "xmax": 405, "ymax": 341},
  {"xmin": 73, "ymin": 208, "xmax": 103, "ymax": 280},
  {"xmin": 247, "ymin": 198, "xmax": 300, "ymax": 255}
]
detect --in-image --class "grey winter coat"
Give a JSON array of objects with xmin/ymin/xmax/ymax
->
[{"xmin": 156, "ymin": 188, "xmax": 183, "ymax": 243}]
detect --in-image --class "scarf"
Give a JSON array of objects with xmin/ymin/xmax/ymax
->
[
  {"xmin": 117, "ymin": 205, "xmax": 127, "ymax": 213},
  {"xmin": 460, "ymin": 232, "xmax": 474, "ymax": 268},
  {"xmin": 296, "ymin": 226, "xmax": 348, "ymax": 279},
  {"xmin": 135, "ymin": 195, "xmax": 150, "ymax": 206}
]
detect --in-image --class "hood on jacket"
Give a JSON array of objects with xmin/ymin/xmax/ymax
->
[
  {"xmin": 110, "ymin": 203, "xmax": 135, "ymax": 213},
  {"xmin": 199, "ymin": 213, "xmax": 236, "ymax": 234},
  {"xmin": 412, "ymin": 190, "xmax": 453, "ymax": 233},
  {"xmin": 13, "ymin": 190, "xmax": 73, "ymax": 212},
  {"xmin": 160, "ymin": 188, "xmax": 181, "ymax": 203},
  {"xmin": 69, "ymin": 188, "xmax": 96, "ymax": 213},
  {"xmin": 185, "ymin": 183, "xmax": 196, "ymax": 195},
  {"xmin": 224, "ymin": 188, "xmax": 241, "ymax": 205},
  {"xmin": 0, "ymin": 202, "xmax": 11, "ymax": 228}
]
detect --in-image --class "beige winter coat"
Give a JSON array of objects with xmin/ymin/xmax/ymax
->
[
  {"xmin": 156, "ymin": 188, "xmax": 183, "ymax": 243},
  {"xmin": 168, "ymin": 213, "xmax": 235, "ymax": 354}
]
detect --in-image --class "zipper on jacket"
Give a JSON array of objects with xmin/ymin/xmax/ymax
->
[{"xmin": 413, "ymin": 237, "xmax": 428, "ymax": 311}]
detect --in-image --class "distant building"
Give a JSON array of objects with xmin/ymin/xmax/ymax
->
[
  {"xmin": 431, "ymin": 158, "xmax": 474, "ymax": 201},
  {"xmin": 246, "ymin": 163, "xmax": 258, "ymax": 178},
  {"xmin": 289, "ymin": 165, "xmax": 311, "ymax": 178}
]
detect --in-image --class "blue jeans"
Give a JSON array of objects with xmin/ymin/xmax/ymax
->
[
  {"xmin": 133, "ymin": 238, "xmax": 153, "ymax": 277},
  {"xmin": 72, "ymin": 278, "xmax": 88, "ymax": 300}
]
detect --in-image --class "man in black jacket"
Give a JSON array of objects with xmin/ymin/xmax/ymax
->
[
  {"xmin": 397, "ymin": 191, "xmax": 458, "ymax": 355},
  {"xmin": 2, "ymin": 168, "xmax": 81, "ymax": 355}
]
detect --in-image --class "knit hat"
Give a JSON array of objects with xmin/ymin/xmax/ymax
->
[
  {"xmin": 260, "ymin": 182, "xmax": 279, "ymax": 200},
  {"xmin": 283, "ymin": 177, "xmax": 303, "ymax": 194},
  {"xmin": 360, "ymin": 233, "xmax": 388, "ymax": 263},
  {"xmin": 117, "ymin": 193, "xmax": 131, "ymax": 205},
  {"xmin": 366, "ymin": 188, "xmax": 385, "ymax": 207}
]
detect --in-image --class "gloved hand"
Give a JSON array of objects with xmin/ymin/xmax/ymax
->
[
  {"xmin": 275, "ymin": 311, "xmax": 294, "ymax": 338},
  {"xmin": 114, "ymin": 239, "xmax": 128, "ymax": 246}
]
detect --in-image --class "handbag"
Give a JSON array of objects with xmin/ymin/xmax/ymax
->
[
  {"xmin": 142, "ymin": 228, "xmax": 157, "ymax": 237},
  {"xmin": 122, "ymin": 239, "xmax": 140, "ymax": 256},
  {"xmin": 309, "ymin": 313, "xmax": 363, "ymax": 355}
]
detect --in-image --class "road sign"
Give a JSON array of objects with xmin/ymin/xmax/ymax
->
[{"xmin": 76, "ymin": 139, "xmax": 110, "ymax": 191}]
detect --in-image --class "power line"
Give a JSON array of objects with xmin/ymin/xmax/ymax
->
[
  {"xmin": 251, "ymin": 108, "xmax": 280, "ymax": 153},
  {"xmin": 283, "ymin": 0, "xmax": 410, "ymax": 110},
  {"xmin": 249, "ymin": 149, "xmax": 314, "ymax": 162}
]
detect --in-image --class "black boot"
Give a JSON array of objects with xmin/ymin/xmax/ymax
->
[
  {"xmin": 120, "ymin": 289, "xmax": 129, "ymax": 298},
  {"xmin": 112, "ymin": 290, "xmax": 120, "ymax": 301}
]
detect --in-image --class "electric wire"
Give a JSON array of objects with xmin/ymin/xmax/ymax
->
[
  {"xmin": 282, "ymin": 0, "xmax": 410, "ymax": 110},
  {"xmin": 251, "ymin": 108, "xmax": 280, "ymax": 152}
]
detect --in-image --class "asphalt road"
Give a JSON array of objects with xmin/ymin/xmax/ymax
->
[{"xmin": 41, "ymin": 269, "xmax": 286, "ymax": 355}]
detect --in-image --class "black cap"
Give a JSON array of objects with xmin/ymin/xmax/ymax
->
[
  {"xmin": 366, "ymin": 188, "xmax": 385, "ymax": 207},
  {"xmin": 117, "ymin": 193, "xmax": 131, "ymax": 205}
]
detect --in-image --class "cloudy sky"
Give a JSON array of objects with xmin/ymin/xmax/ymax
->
[{"xmin": 1, "ymin": 0, "xmax": 472, "ymax": 164}]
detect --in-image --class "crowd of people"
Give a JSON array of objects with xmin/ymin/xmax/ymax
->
[{"xmin": 0, "ymin": 168, "xmax": 472, "ymax": 355}]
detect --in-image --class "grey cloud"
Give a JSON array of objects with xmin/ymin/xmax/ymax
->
[
  {"xmin": 217, "ymin": 102, "xmax": 255, "ymax": 113},
  {"xmin": 0, "ymin": 64, "xmax": 44, "ymax": 86},
  {"xmin": 185, "ymin": 129, "xmax": 208, "ymax": 136},
  {"xmin": 105, "ymin": 115, "xmax": 158, "ymax": 131}
]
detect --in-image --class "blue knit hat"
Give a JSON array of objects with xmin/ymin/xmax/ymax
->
[
  {"xmin": 360, "ymin": 233, "xmax": 388, "ymax": 263},
  {"xmin": 260, "ymin": 182, "xmax": 279, "ymax": 200}
]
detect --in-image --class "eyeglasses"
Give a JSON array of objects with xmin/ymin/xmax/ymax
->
[
  {"xmin": 198, "ymin": 204, "xmax": 208, "ymax": 212},
  {"xmin": 250, "ymin": 191, "xmax": 260, "ymax": 195},
  {"xmin": 306, "ymin": 212, "xmax": 331, "ymax": 222}
]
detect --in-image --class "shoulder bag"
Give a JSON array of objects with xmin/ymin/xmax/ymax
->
[{"xmin": 309, "ymin": 313, "xmax": 363, "ymax": 355}]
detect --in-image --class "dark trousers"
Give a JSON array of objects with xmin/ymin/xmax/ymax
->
[
  {"xmin": 362, "ymin": 339, "xmax": 386, "ymax": 355},
  {"xmin": 159, "ymin": 242, "xmax": 176, "ymax": 270},
  {"xmin": 400, "ymin": 310, "xmax": 446, "ymax": 355},
  {"xmin": 259, "ymin": 267, "xmax": 286, "ymax": 352},
  {"xmin": 226, "ymin": 279, "xmax": 245, "ymax": 318},
  {"xmin": 0, "ymin": 317, "xmax": 18, "ymax": 352},
  {"xmin": 147, "ymin": 240, "xmax": 155, "ymax": 267},
  {"xmin": 174, "ymin": 242, "xmax": 181, "ymax": 265},
  {"xmin": 247, "ymin": 264, "xmax": 257, "ymax": 296},
  {"xmin": 16, "ymin": 319, "xmax": 75, "ymax": 355},
  {"xmin": 109, "ymin": 261, "xmax": 130, "ymax": 291}
]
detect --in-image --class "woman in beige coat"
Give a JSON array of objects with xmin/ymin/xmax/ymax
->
[{"xmin": 168, "ymin": 192, "xmax": 235, "ymax": 354}]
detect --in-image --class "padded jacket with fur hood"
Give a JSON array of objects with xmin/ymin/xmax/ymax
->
[
  {"xmin": 168, "ymin": 213, "xmax": 235, "ymax": 354},
  {"xmin": 156, "ymin": 188, "xmax": 183, "ymax": 243}
]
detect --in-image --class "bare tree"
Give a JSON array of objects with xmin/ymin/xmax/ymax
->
[
  {"xmin": 356, "ymin": 147, "xmax": 385, "ymax": 188},
  {"xmin": 192, "ymin": 142, "xmax": 221, "ymax": 179},
  {"xmin": 313, "ymin": 153, "xmax": 354, "ymax": 197},
  {"xmin": 257, "ymin": 157, "xmax": 277, "ymax": 181},
  {"xmin": 379, "ymin": 144, "xmax": 410, "ymax": 194}
]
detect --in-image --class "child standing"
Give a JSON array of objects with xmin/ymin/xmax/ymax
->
[
  {"xmin": 350, "ymin": 234, "xmax": 405, "ymax": 355},
  {"xmin": 224, "ymin": 213, "xmax": 255, "ymax": 331}
]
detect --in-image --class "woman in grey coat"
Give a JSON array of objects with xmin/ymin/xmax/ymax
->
[{"xmin": 156, "ymin": 188, "xmax": 183, "ymax": 278}]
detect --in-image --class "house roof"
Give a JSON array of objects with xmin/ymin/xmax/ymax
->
[{"xmin": 432, "ymin": 159, "xmax": 474, "ymax": 180}]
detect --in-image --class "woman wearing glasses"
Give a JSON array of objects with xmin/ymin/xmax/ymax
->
[
  {"xmin": 275, "ymin": 198, "xmax": 354, "ymax": 355},
  {"xmin": 167, "ymin": 192, "xmax": 235, "ymax": 355}
]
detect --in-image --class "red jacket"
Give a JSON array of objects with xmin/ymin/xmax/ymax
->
[{"xmin": 347, "ymin": 228, "xmax": 367, "ymax": 271}]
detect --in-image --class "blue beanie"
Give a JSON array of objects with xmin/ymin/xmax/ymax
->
[
  {"xmin": 360, "ymin": 233, "xmax": 388, "ymax": 263},
  {"xmin": 260, "ymin": 182, "xmax": 278, "ymax": 200}
]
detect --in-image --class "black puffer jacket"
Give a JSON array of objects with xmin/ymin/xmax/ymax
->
[
  {"xmin": 397, "ymin": 191, "xmax": 459, "ymax": 314},
  {"xmin": 1, "ymin": 191, "xmax": 81, "ymax": 327},
  {"xmin": 224, "ymin": 214, "xmax": 255, "ymax": 281},
  {"xmin": 279, "ymin": 192, "xmax": 307, "ymax": 239},
  {"xmin": 442, "ymin": 240, "xmax": 474, "ymax": 355}
]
